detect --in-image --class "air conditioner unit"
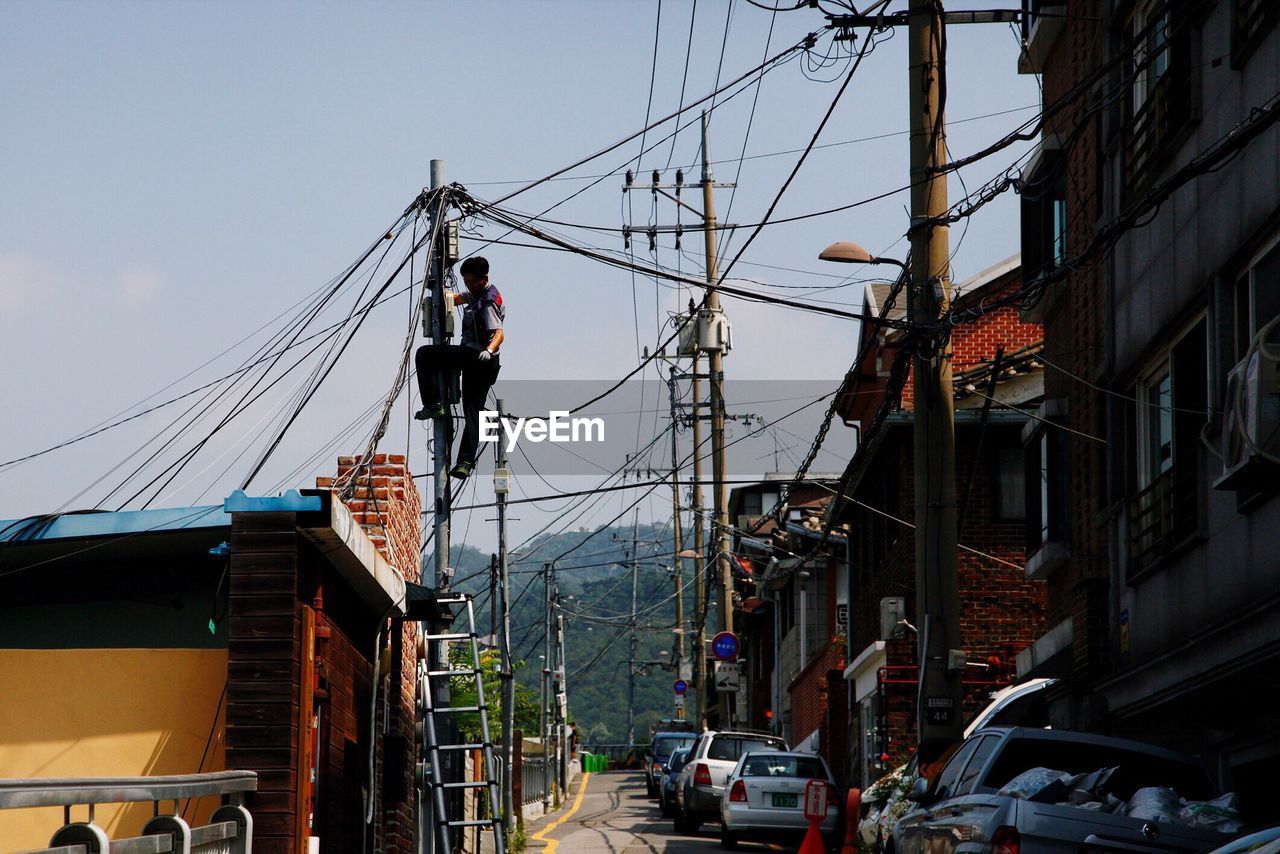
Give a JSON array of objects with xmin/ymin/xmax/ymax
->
[{"xmin": 1214, "ymin": 349, "xmax": 1280, "ymax": 491}]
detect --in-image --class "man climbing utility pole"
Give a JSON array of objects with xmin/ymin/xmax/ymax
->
[{"xmin": 415, "ymin": 255, "xmax": 505, "ymax": 481}]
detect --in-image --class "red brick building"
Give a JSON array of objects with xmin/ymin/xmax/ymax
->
[{"xmin": 834, "ymin": 257, "xmax": 1048, "ymax": 787}]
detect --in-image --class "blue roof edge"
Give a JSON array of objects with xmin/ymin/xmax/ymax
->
[{"xmin": 223, "ymin": 489, "xmax": 322, "ymax": 514}]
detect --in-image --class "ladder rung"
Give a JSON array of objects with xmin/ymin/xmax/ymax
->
[
  {"xmin": 426, "ymin": 632, "xmax": 476, "ymax": 642},
  {"xmin": 439, "ymin": 780, "xmax": 493, "ymax": 789},
  {"xmin": 428, "ymin": 668, "xmax": 481, "ymax": 677},
  {"xmin": 433, "ymin": 743, "xmax": 490, "ymax": 751},
  {"xmin": 428, "ymin": 705, "xmax": 485, "ymax": 713},
  {"xmin": 446, "ymin": 819, "xmax": 503, "ymax": 828}
]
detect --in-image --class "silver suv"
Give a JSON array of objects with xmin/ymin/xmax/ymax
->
[{"xmin": 674, "ymin": 730, "xmax": 788, "ymax": 833}]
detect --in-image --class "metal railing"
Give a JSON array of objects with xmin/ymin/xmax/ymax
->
[
  {"xmin": 0, "ymin": 771, "xmax": 256, "ymax": 854},
  {"xmin": 520, "ymin": 757, "xmax": 548, "ymax": 806},
  {"xmin": 1128, "ymin": 454, "xmax": 1201, "ymax": 573}
]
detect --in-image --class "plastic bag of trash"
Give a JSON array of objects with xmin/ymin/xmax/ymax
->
[
  {"xmin": 1125, "ymin": 787, "xmax": 1182, "ymax": 823},
  {"xmin": 1179, "ymin": 793, "xmax": 1242, "ymax": 833},
  {"xmin": 1068, "ymin": 766, "xmax": 1119, "ymax": 804},
  {"xmin": 997, "ymin": 768, "xmax": 1075, "ymax": 801}
]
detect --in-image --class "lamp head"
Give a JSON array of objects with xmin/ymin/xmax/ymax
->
[{"xmin": 818, "ymin": 241, "xmax": 875, "ymax": 264}]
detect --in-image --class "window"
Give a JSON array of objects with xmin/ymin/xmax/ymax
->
[
  {"xmin": 1020, "ymin": 150, "xmax": 1068, "ymax": 285},
  {"xmin": 1231, "ymin": 238, "xmax": 1280, "ymax": 367},
  {"xmin": 740, "ymin": 755, "xmax": 828, "ymax": 779},
  {"xmin": 1231, "ymin": 0, "xmax": 1280, "ymax": 68},
  {"xmin": 995, "ymin": 447, "xmax": 1027, "ymax": 519},
  {"xmin": 1130, "ymin": 318, "xmax": 1208, "ymax": 571},
  {"xmin": 933, "ymin": 737, "xmax": 983, "ymax": 799},
  {"xmin": 954, "ymin": 735, "xmax": 1001, "ymax": 796},
  {"xmin": 743, "ymin": 491, "xmax": 763, "ymax": 517},
  {"xmin": 707, "ymin": 736, "xmax": 785, "ymax": 761},
  {"xmin": 1131, "ymin": 0, "xmax": 1171, "ymax": 116},
  {"xmin": 1025, "ymin": 406, "xmax": 1069, "ymax": 555},
  {"xmin": 1123, "ymin": 0, "xmax": 1199, "ymax": 194}
]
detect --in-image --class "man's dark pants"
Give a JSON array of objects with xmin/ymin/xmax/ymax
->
[{"xmin": 415, "ymin": 344, "xmax": 500, "ymax": 467}]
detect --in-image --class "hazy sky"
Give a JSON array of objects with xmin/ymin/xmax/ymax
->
[{"xmin": 1, "ymin": 0, "xmax": 1040, "ymax": 553}]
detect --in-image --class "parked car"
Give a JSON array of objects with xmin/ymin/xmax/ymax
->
[
  {"xmin": 719, "ymin": 751, "xmax": 840, "ymax": 850},
  {"xmin": 646, "ymin": 730, "xmax": 698, "ymax": 796},
  {"xmin": 891, "ymin": 726, "xmax": 1235, "ymax": 854},
  {"xmin": 860, "ymin": 677, "xmax": 1058, "ymax": 850},
  {"xmin": 675, "ymin": 730, "xmax": 788, "ymax": 833},
  {"xmin": 659, "ymin": 747, "xmax": 692, "ymax": 817},
  {"xmin": 1203, "ymin": 825, "xmax": 1280, "ymax": 854}
]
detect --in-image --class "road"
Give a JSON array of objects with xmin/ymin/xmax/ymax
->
[{"xmin": 524, "ymin": 771, "xmax": 792, "ymax": 854}]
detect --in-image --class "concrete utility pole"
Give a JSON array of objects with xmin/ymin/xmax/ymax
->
[
  {"xmin": 625, "ymin": 511, "xmax": 639, "ymax": 747},
  {"xmin": 542, "ymin": 562, "xmax": 553, "ymax": 813},
  {"xmin": 667, "ymin": 368, "xmax": 686, "ymax": 719},
  {"xmin": 428, "ymin": 159, "xmax": 452, "ymax": 591},
  {"xmin": 701, "ymin": 111, "xmax": 734, "ymax": 728},
  {"xmin": 555, "ymin": 614, "xmax": 567, "ymax": 796},
  {"xmin": 691, "ymin": 354, "xmax": 707, "ymax": 729},
  {"xmin": 907, "ymin": 1, "xmax": 964, "ymax": 759},
  {"xmin": 495, "ymin": 400, "xmax": 515, "ymax": 833}
]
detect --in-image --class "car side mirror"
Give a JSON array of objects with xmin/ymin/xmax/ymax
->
[{"xmin": 905, "ymin": 777, "xmax": 932, "ymax": 805}]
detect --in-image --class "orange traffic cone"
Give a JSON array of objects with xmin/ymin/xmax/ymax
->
[
  {"xmin": 798, "ymin": 816, "xmax": 826, "ymax": 854},
  {"xmin": 841, "ymin": 788, "xmax": 863, "ymax": 854}
]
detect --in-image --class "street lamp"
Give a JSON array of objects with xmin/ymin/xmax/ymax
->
[
  {"xmin": 818, "ymin": 241, "xmax": 909, "ymax": 272},
  {"xmin": 819, "ymin": 234, "xmax": 964, "ymax": 760}
]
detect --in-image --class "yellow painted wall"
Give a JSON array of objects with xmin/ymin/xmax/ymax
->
[{"xmin": 0, "ymin": 648, "xmax": 228, "ymax": 851}]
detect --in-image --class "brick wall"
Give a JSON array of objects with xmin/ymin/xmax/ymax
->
[
  {"xmin": 319, "ymin": 453, "xmax": 423, "ymax": 854},
  {"xmin": 900, "ymin": 280, "xmax": 1042, "ymax": 410},
  {"xmin": 1037, "ymin": 0, "xmax": 1110, "ymax": 680}
]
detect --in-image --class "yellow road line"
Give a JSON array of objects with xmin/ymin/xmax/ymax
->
[{"xmin": 530, "ymin": 772, "xmax": 591, "ymax": 853}]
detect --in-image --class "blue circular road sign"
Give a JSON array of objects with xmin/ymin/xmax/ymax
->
[
  {"xmin": 673, "ymin": 679, "xmax": 689, "ymax": 695},
  {"xmin": 711, "ymin": 631, "xmax": 740, "ymax": 662}
]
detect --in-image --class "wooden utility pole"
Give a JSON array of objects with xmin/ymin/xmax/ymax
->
[{"xmin": 907, "ymin": 0, "xmax": 964, "ymax": 759}]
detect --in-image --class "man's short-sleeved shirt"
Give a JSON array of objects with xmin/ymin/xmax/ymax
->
[{"xmin": 460, "ymin": 284, "xmax": 504, "ymax": 351}]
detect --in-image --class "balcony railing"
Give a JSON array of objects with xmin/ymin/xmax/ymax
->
[
  {"xmin": 0, "ymin": 770, "xmax": 256, "ymax": 854},
  {"xmin": 1128, "ymin": 455, "xmax": 1201, "ymax": 573}
]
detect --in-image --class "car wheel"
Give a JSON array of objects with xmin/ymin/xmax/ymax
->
[
  {"xmin": 720, "ymin": 829, "xmax": 739, "ymax": 850},
  {"xmin": 647, "ymin": 781, "xmax": 658, "ymax": 798},
  {"xmin": 674, "ymin": 806, "xmax": 686, "ymax": 833},
  {"xmin": 687, "ymin": 812, "xmax": 701, "ymax": 834},
  {"xmin": 659, "ymin": 793, "xmax": 670, "ymax": 817}
]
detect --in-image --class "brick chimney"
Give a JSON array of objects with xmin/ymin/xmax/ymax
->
[
  {"xmin": 317, "ymin": 453, "xmax": 422, "ymax": 584},
  {"xmin": 317, "ymin": 452, "xmax": 422, "ymax": 853}
]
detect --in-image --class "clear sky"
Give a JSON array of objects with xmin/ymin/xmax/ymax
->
[{"xmin": 1, "ymin": 0, "xmax": 1040, "ymax": 553}]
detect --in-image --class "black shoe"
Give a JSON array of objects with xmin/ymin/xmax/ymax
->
[
  {"xmin": 449, "ymin": 461, "xmax": 473, "ymax": 479},
  {"xmin": 414, "ymin": 404, "xmax": 447, "ymax": 421}
]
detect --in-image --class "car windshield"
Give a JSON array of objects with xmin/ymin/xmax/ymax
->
[
  {"xmin": 654, "ymin": 735, "xmax": 696, "ymax": 755},
  {"xmin": 707, "ymin": 736, "xmax": 786, "ymax": 762},
  {"xmin": 667, "ymin": 750, "xmax": 690, "ymax": 773},
  {"xmin": 740, "ymin": 755, "xmax": 827, "ymax": 779}
]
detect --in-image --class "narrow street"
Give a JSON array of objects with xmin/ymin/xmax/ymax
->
[{"xmin": 525, "ymin": 771, "xmax": 789, "ymax": 854}]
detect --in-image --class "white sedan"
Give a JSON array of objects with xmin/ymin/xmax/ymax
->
[{"xmin": 719, "ymin": 751, "xmax": 840, "ymax": 850}]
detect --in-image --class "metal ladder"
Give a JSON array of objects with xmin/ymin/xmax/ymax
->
[{"xmin": 419, "ymin": 592, "xmax": 507, "ymax": 854}]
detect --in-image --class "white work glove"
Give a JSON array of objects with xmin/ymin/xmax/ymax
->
[{"xmin": 477, "ymin": 349, "xmax": 492, "ymax": 363}]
